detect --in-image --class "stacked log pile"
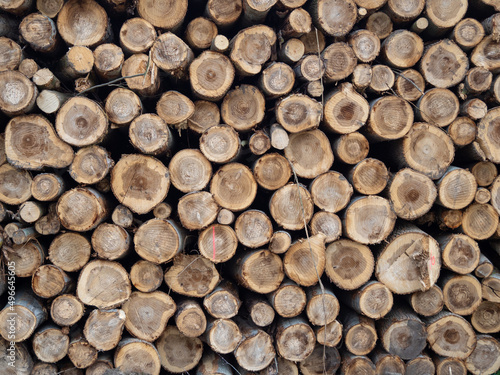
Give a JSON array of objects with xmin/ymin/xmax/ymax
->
[{"xmin": 1, "ymin": 0, "xmax": 500, "ymax": 374}]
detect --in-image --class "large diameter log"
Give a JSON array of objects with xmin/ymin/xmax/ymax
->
[
  {"xmin": 136, "ymin": 0, "xmax": 187, "ymax": 30},
  {"xmin": 190, "ymin": 51, "xmax": 235, "ymax": 102},
  {"xmin": 471, "ymin": 301, "xmax": 500, "ymax": 333},
  {"xmin": 175, "ymin": 300, "xmax": 207, "ymax": 338},
  {"xmin": 325, "ymin": 239, "xmax": 374, "ymax": 290},
  {"xmin": 348, "ymin": 29, "xmax": 380, "ymax": 63},
  {"xmin": 452, "ymin": 18, "xmax": 485, "ymax": 51},
  {"xmin": 119, "ymin": 17, "xmax": 156, "ymax": 55},
  {"xmin": 410, "ymin": 285, "xmax": 444, "ymax": 317},
  {"xmin": 169, "ymin": 149, "xmax": 212, "ymax": 193},
  {"xmin": 0, "ymin": 289, "xmax": 47, "ymax": 342},
  {"xmin": 339, "ymin": 310, "xmax": 377, "ymax": 356},
  {"xmin": 283, "ymin": 234, "xmax": 325, "ymax": 287},
  {"xmin": 465, "ymin": 335, "xmax": 500, "ymax": 375},
  {"xmin": 134, "ymin": 219, "xmax": 184, "ymax": 264},
  {"xmin": 436, "ymin": 167, "xmax": 477, "ymax": 209},
  {"xmin": 32, "ymin": 325, "xmax": 69, "ymax": 363},
  {"xmin": 221, "ymin": 84, "xmax": 265, "ymax": 132},
  {"xmin": 57, "ymin": 0, "xmax": 110, "ymax": 47},
  {"xmin": 426, "ymin": 311, "xmax": 476, "ymax": 359},
  {"xmin": 343, "ymin": 196, "xmax": 396, "ymax": 245},
  {"xmin": 129, "ymin": 114, "xmax": 172, "ymax": 156},
  {"xmin": 425, "ymin": 0, "xmax": 467, "ymax": 33},
  {"xmin": 322, "ymin": 83, "xmax": 370, "ymax": 134},
  {"xmin": 210, "ymin": 163, "xmax": 257, "ymax": 211},
  {"xmin": 164, "ymin": 254, "xmax": 220, "ymax": 298},
  {"xmin": 91, "ymin": 223, "xmax": 130, "ymax": 260},
  {"xmin": 253, "ymin": 153, "xmax": 291, "ymax": 191},
  {"xmin": 122, "ymin": 291, "xmax": 176, "ymax": 342},
  {"xmin": 185, "ymin": 17, "xmax": 217, "ymax": 50},
  {"xmin": 397, "ymin": 122, "xmax": 455, "ymax": 180},
  {"xmin": 204, "ymin": 318, "xmax": 242, "ymax": 354},
  {"xmin": 348, "ymin": 158, "xmax": 388, "ymax": 195},
  {"xmin": 69, "ymin": 146, "xmax": 114, "ymax": 185},
  {"xmin": 111, "ymin": 154, "xmax": 170, "ymax": 214},
  {"xmin": 114, "ymin": 338, "xmax": 161, "ymax": 375},
  {"xmin": 382, "ymin": 30, "xmax": 423, "ymax": 68},
  {"xmin": 57, "ymin": 188, "xmax": 107, "ymax": 232},
  {"xmin": 231, "ymin": 249, "xmax": 284, "ymax": 294},
  {"xmin": 275, "ymin": 94, "xmax": 322, "ymax": 133},
  {"xmin": 0, "ymin": 70, "xmax": 37, "ymax": 116},
  {"xmin": 156, "ymin": 325, "xmax": 203, "ymax": 373},
  {"xmin": 268, "ymin": 279, "xmax": 307, "ymax": 318},
  {"xmin": 48, "ymin": 232, "xmax": 90, "ymax": 272},
  {"xmin": 76, "ymin": 260, "xmax": 131, "ymax": 309}
]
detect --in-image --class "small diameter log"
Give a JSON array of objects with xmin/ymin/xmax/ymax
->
[
  {"xmin": 121, "ymin": 53, "xmax": 160, "ymax": 97},
  {"xmin": 0, "ymin": 289, "xmax": 47, "ymax": 342},
  {"xmin": 156, "ymin": 91, "xmax": 194, "ymax": 129},
  {"xmin": 309, "ymin": 0, "xmax": 356, "ymax": 37},
  {"xmin": 378, "ymin": 308, "xmax": 427, "ymax": 360},
  {"xmin": 210, "ymin": 163, "xmax": 257, "ymax": 211},
  {"xmin": 418, "ymin": 88, "xmax": 460, "ymax": 127},
  {"xmin": 465, "ymin": 335, "xmax": 500, "ymax": 375},
  {"xmin": 32, "ymin": 68, "xmax": 60, "ymax": 90},
  {"xmin": 342, "ymin": 281, "xmax": 393, "ymax": 319},
  {"xmin": 164, "ymin": 254, "xmax": 220, "ymax": 298},
  {"xmin": 200, "ymin": 124, "xmax": 240, "ymax": 164},
  {"xmin": 448, "ymin": 117, "xmax": 477, "ymax": 147},
  {"xmin": 316, "ymin": 320, "xmax": 342, "ymax": 347},
  {"xmin": 32, "ymin": 325, "xmax": 69, "ymax": 363},
  {"xmin": 382, "ymin": 30, "xmax": 423, "ymax": 68},
  {"xmin": 50, "ymin": 294, "xmax": 84, "ymax": 327},
  {"xmin": 306, "ymin": 285, "xmax": 340, "ymax": 326},
  {"xmin": 321, "ymin": 42, "xmax": 357, "ymax": 82},
  {"xmin": 122, "ymin": 291, "xmax": 175, "ymax": 342},
  {"xmin": 114, "ymin": 338, "xmax": 161, "ymax": 375},
  {"xmin": 253, "ymin": 153, "xmax": 291, "ymax": 191},
  {"xmin": 397, "ymin": 122, "xmax": 455, "ymax": 180},
  {"xmin": 49, "ymin": 232, "xmax": 91, "ymax": 272},
  {"xmin": 104, "ymin": 88, "xmax": 141, "ymax": 127},
  {"xmin": 203, "ymin": 281, "xmax": 241, "ymax": 319},
  {"xmin": 67, "ymin": 334, "xmax": 97, "ymax": 369},
  {"xmin": 281, "ymin": 8, "xmax": 311, "ymax": 38},
  {"xmin": 69, "ymin": 146, "xmax": 113, "ymax": 185},
  {"xmin": 198, "ymin": 224, "xmax": 237, "ymax": 263},
  {"xmin": 36, "ymin": 90, "xmax": 70, "ymax": 115},
  {"xmin": 210, "ymin": 34, "xmax": 229, "ymax": 53},
  {"xmin": 348, "ymin": 29, "xmax": 380, "ymax": 63},
  {"xmin": 93, "ymin": 43, "xmax": 124, "ymax": 81},
  {"xmin": 196, "ymin": 350, "xmax": 233, "ymax": 375},
  {"xmin": 462, "ymin": 203, "xmax": 499, "ymax": 240},
  {"xmin": 86, "ymin": 354, "xmax": 113, "ymax": 375},
  {"xmin": 91, "ymin": 223, "xmax": 130, "ymax": 261},
  {"xmin": 0, "ymin": 70, "xmax": 37, "ymax": 116},
  {"xmin": 371, "ymin": 349, "xmax": 405, "ymax": 375},
  {"xmin": 310, "ymin": 171, "xmax": 352, "ymax": 214},
  {"xmin": 175, "ymin": 300, "xmax": 207, "ymax": 338},
  {"xmin": 310, "ymin": 211, "xmax": 342, "ymax": 243},
  {"xmin": 151, "ymin": 32, "xmax": 193, "ymax": 80},
  {"xmin": 377, "ymin": 225, "xmax": 441, "ymax": 294},
  {"xmin": 420, "ymin": 39, "xmax": 468, "ymax": 88},
  {"xmin": 111, "ymin": 154, "xmax": 170, "ymax": 214},
  {"xmin": 84, "ymin": 309, "xmax": 126, "ymax": 352},
  {"xmin": 279, "ymin": 38, "xmax": 305, "ymax": 64},
  {"xmin": 1, "ymin": 339, "xmax": 32, "ymax": 375},
  {"xmin": 185, "ymin": 17, "xmax": 217, "ymax": 51},
  {"xmin": 369, "ymin": 64, "xmax": 395, "ymax": 93},
  {"xmin": 119, "ymin": 17, "xmax": 155, "ymax": 55},
  {"xmin": 134, "ymin": 219, "xmax": 184, "ymax": 264},
  {"xmin": 322, "ymin": 82, "xmax": 370, "ymax": 134},
  {"xmin": 472, "ymin": 35, "xmax": 500, "ymax": 73},
  {"xmin": 57, "ymin": 187, "xmax": 107, "ymax": 232},
  {"xmin": 344, "ymin": 196, "xmax": 396, "ymax": 245},
  {"xmin": 259, "ymin": 62, "xmax": 294, "ymax": 98},
  {"xmin": 169, "ymin": 149, "xmax": 212, "ymax": 193},
  {"xmin": 31, "ymin": 264, "xmax": 72, "ymax": 299},
  {"xmin": 275, "ymin": 317, "xmax": 315, "ymax": 362},
  {"xmin": 425, "ymin": 311, "xmax": 476, "ymax": 359},
  {"xmin": 130, "ymin": 260, "xmax": 163, "ymax": 293},
  {"xmin": 294, "ymin": 55, "xmax": 324, "ymax": 83},
  {"xmin": 339, "ymin": 310, "xmax": 377, "ymax": 356},
  {"xmin": 231, "ymin": 249, "xmax": 284, "ymax": 294},
  {"xmin": 300, "ymin": 345, "xmax": 340, "ymax": 375},
  {"xmin": 245, "ymin": 294, "xmax": 275, "ymax": 327},
  {"xmin": 268, "ymin": 279, "xmax": 306, "ymax": 318},
  {"xmin": 77, "ymin": 260, "xmax": 131, "ymax": 309},
  {"xmin": 129, "ymin": 114, "xmax": 172, "ymax": 156},
  {"xmin": 178, "ymin": 191, "xmax": 219, "ymax": 231},
  {"xmin": 433, "ymin": 356, "xmax": 467, "ymax": 375},
  {"xmin": 112, "ymin": 204, "xmax": 133, "ymax": 229},
  {"xmin": 478, "ymin": 107, "xmax": 500, "ymax": 163},
  {"xmin": 19, "ymin": 201, "xmax": 45, "ymax": 224},
  {"xmin": 234, "ymin": 210, "xmax": 272, "ymax": 248},
  {"xmin": 221, "ymin": 84, "xmax": 265, "ymax": 131},
  {"xmin": 366, "ymin": 95, "xmax": 413, "ymax": 141},
  {"xmin": 58, "ymin": 46, "xmax": 94, "ymax": 80},
  {"xmin": 366, "ymin": 11, "xmax": 393, "ymax": 38},
  {"xmin": 410, "ymin": 285, "xmax": 444, "ymax": 317},
  {"xmin": 325, "ymin": 239, "xmax": 374, "ymax": 290},
  {"xmin": 156, "ymin": 326, "xmax": 203, "ymax": 373},
  {"xmin": 0, "ymin": 37, "xmax": 21, "ymax": 71},
  {"xmin": 475, "ymin": 254, "xmax": 494, "ymax": 278},
  {"xmin": 476, "ymin": 187, "xmax": 491, "ymax": 204},
  {"xmin": 465, "ymin": 67, "xmax": 492, "ymax": 95},
  {"xmin": 348, "ymin": 158, "xmax": 388, "ymax": 195},
  {"xmin": 269, "ymin": 230, "xmax": 292, "ymax": 254},
  {"xmin": 406, "ymin": 353, "xmax": 435, "ymax": 375},
  {"xmin": 188, "ymin": 101, "xmax": 220, "ymax": 134},
  {"xmin": 275, "ymin": 94, "xmax": 322, "ymax": 134},
  {"xmin": 37, "ymin": 0, "xmax": 64, "ymax": 17},
  {"xmin": 204, "ymin": 318, "xmax": 242, "ymax": 354},
  {"xmin": 439, "ymin": 234, "xmax": 480, "ymax": 275},
  {"xmin": 471, "ymin": 301, "xmax": 500, "ymax": 333},
  {"xmin": 18, "ymin": 58, "xmax": 39, "ymax": 79},
  {"xmin": 283, "ymin": 234, "xmax": 325, "ymax": 287},
  {"xmin": 383, "ymin": 0, "xmax": 424, "ymax": 22},
  {"xmin": 136, "ymin": 0, "xmax": 186, "ymax": 30},
  {"xmin": 452, "ymin": 18, "xmax": 484, "ymax": 50},
  {"xmin": 270, "ymin": 123, "xmax": 289, "ymax": 150},
  {"xmin": 436, "ymin": 167, "xmax": 477, "ymax": 209},
  {"xmin": 352, "ymin": 64, "xmax": 372, "ymax": 90},
  {"xmin": 19, "ymin": 13, "xmax": 59, "ymax": 53},
  {"xmin": 341, "ymin": 352, "xmax": 376, "ymax": 375},
  {"xmin": 249, "ymin": 131, "xmax": 271, "ymax": 156},
  {"xmin": 395, "ymin": 69, "xmax": 425, "ymax": 102},
  {"xmin": 332, "ymin": 132, "xmax": 369, "ymax": 165},
  {"xmin": 11, "ymin": 226, "xmax": 37, "ymax": 245}
]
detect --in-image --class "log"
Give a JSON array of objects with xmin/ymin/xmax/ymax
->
[
  {"xmin": 309, "ymin": 0, "xmax": 356, "ymax": 37},
  {"xmin": 281, "ymin": 8, "xmax": 311, "ymax": 38},
  {"xmin": 188, "ymin": 101, "xmax": 220, "ymax": 134},
  {"xmin": 425, "ymin": 311, "xmax": 476, "ymax": 359},
  {"xmin": 111, "ymin": 204, "xmax": 133, "ymax": 229},
  {"xmin": 91, "ymin": 223, "xmax": 130, "ymax": 260},
  {"xmin": 76, "ymin": 260, "xmax": 131, "ymax": 309},
  {"xmin": 482, "ymin": 270, "xmax": 500, "ymax": 302},
  {"xmin": 32, "ymin": 68, "xmax": 60, "ymax": 90},
  {"xmin": 203, "ymin": 281, "xmax": 241, "ymax": 319},
  {"xmin": 268, "ymin": 230, "xmax": 292, "ymax": 254},
  {"xmin": 405, "ymin": 353, "xmax": 435, "ymax": 375},
  {"xmin": 275, "ymin": 317, "xmax": 315, "ymax": 362},
  {"xmin": 121, "ymin": 53, "xmax": 160, "ymax": 97},
  {"xmin": 156, "ymin": 325, "xmax": 203, "ymax": 373},
  {"xmin": 436, "ymin": 167, "xmax": 477, "ymax": 209},
  {"xmin": 69, "ymin": 146, "xmax": 114, "ymax": 185},
  {"xmin": 341, "ymin": 281, "xmax": 393, "ymax": 319},
  {"xmin": 85, "ymin": 354, "xmax": 113, "ymax": 375},
  {"xmin": 18, "ymin": 201, "xmax": 45, "ymax": 224},
  {"xmin": 269, "ymin": 123, "xmax": 289, "ymax": 150},
  {"xmin": 210, "ymin": 34, "xmax": 230, "ymax": 53},
  {"xmin": 0, "ymin": 70, "xmax": 37, "ymax": 116},
  {"xmin": 204, "ymin": 318, "xmax": 242, "ymax": 354},
  {"xmin": 37, "ymin": 0, "xmax": 64, "ymax": 17},
  {"xmin": 259, "ymin": 62, "xmax": 294, "ymax": 99},
  {"xmin": 210, "ymin": 163, "xmax": 257, "ymax": 211},
  {"xmin": 283, "ymin": 234, "xmax": 325, "ymax": 287},
  {"xmin": 169, "ymin": 149, "xmax": 212, "ymax": 193},
  {"xmin": 19, "ymin": 13, "xmax": 59, "ymax": 54},
  {"xmin": 316, "ymin": 320, "xmax": 342, "ymax": 347},
  {"xmin": 83, "ymin": 309, "xmax": 126, "ymax": 352},
  {"xmin": 231, "ymin": 249, "xmax": 284, "ymax": 294},
  {"xmin": 369, "ymin": 64, "xmax": 395, "ymax": 94},
  {"xmin": 321, "ymin": 42, "xmax": 357, "ymax": 82},
  {"xmin": 119, "ymin": 17, "xmax": 155, "ymax": 55},
  {"xmin": 248, "ymin": 130, "xmax": 271, "ymax": 156},
  {"xmin": 452, "ymin": 18, "xmax": 484, "ymax": 51},
  {"xmin": 129, "ymin": 260, "xmax": 163, "ymax": 293},
  {"xmin": 244, "ymin": 294, "xmax": 275, "ymax": 327},
  {"xmin": 221, "ymin": 84, "xmax": 265, "ymax": 131},
  {"xmin": 461, "ymin": 203, "xmax": 499, "ymax": 240},
  {"xmin": 322, "ymin": 82, "xmax": 370, "ymax": 134},
  {"xmin": 36, "ymin": 90, "xmax": 70, "ymax": 115},
  {"xmin": 471, "ymin": 35, "xmax": 500, "ymax": 73},
  {"xmin": 164, "ymin": 254, "xmax": 220, "ymax": 298},
  {"xmin": 129, "ymin": 114, "xmax": 172, "ymax": 155},
  {"xmin": 234, "ymin": 209, "xmax": 272, "ymax": 248},
  {"xmin": 113, "ymin": 338, "xmax": 161, "ymax": 375},
  {"xmin": 50, "ymin": 294, "xmax": 84, "ymax": 327},
  {"xmin": 200, "ymin": 124, "xmax": 241, "ymax": 164},
  {"xmin": 104, "ymin": 88, "xmax": 141, "ymax": 127},
  {"xmin": 134, "ymin": 219, "xmax": 184, "ymax": 264},
  {"xmin": 475, "ymin": 187, "xmax": 491, "ymax": 204},
  {"xmin": 433, "ymin": 356, "xmax": 467, "ymax": 375},
  {"xmin": 278, "ymin": 38, "xmax": 305, "ymax": 64},
  {"xmin": 1, "ymin": 339, "xmax": 33, "ymax": 374},
  {"xmin": 185, "ymin": 17, "xmax": 218, "ymax": 50},
  {"xmin": 471, "ymin": 300, "xmax": 500, "ymax": 333},
  {"xmin": 465, "ymin": 67, "xmax": 492, "ymax": 95},
  {"xmin": 198, "ymin": 224, "xmax": 238, "ymax": 263},
  {"xmin": 242, "ymin": 0, "xmax": 277, "ymax": 25},
  {"xmin": 300, "ymin": 345, "xmax": 340, "ymax": 375},
  {"xmin": 475, "ymin": 253, "xmax": 494, "ymax": 278},
  {"xmin": 352, "ymin": 64, "xmax": 372, "ymax": 90},
  {"xmin": 366, "ymin": 95, "xmax": 413, "ymax": 141},
  {"xmin": 48, "ymin": 232, "xmax": 91, "ymax": 272},
  {"xmin": 382, "ymin": 30, "xmax": 423, "ymax": 68},
  {"xmin": 268, "ymin": 279, "xmax": 306, "ymax": 318},
  {"xmin": 32, "ymin": 325, "xmax": 69, "ymax": 363},
  {"xmin": 465, "ymin": 335, "xmax": 500, "ymax": 375},
  {"xmin": 276, "ymin": 94, "xmax": 322, "ymax": 133},
  {"xmin": 340, "ymin": 352, "xmax": 376, "ymax": 375},
  {"xmin": 67, "ymin": 333, "xmax": 97, "ymax": 369},
  {"xmin": 325, "ymin": 239, "xmax": 374, "ymax": 290},
  {"xmin": 348, "ymin": 29, "xmax": 380, "ymax": 63},
  {"xmin": 348, "ymin": 158, "xmax": 388, "ymax": 195},
  {"xmin": 178, "ymin": 191, "xmax": 219, "ymax": 231},
  {"xmin": 478, "ymin": 107, "xmax": 500, "ymax": 163},
  {"xmin": 447, "ymin": 116, "xmax": 477, "ymax": 147},
  {"xmin": 332, "ymin": 132, "xmax": 369, "ymax": 165},
  {"xmin": 175, "ymin": 300, "xmax": 207, "ymax": 338},
  {"xmin": 196, "ymin": 350, "xmax": 232, "ymax": 375},
  {"xmin": 18, "ymin": 59, "xmax": 39, "ymax": 79},
  {"xmin": 0, "ymin": 37, "xmax": 22, "ymax": 71},
  {"xmin": 410, "ymin": 284, "xmax": 444, "ymax": 317},
  {"xmin": 371, "ymin": 350, "xmax": 405, "ymax": 375},
  {"xmin": 418, "ymin": 88, "xmax": 460, "ymax": 128},
  {"xmin": 234, "ymin": 317, "xmax": 275, "ymax": 371},
  {"xmin": 395, "ymin": 69, "xmax": 425, "ymax": 102},
  {"xmin": 339, "ymin": 309, "xmax": 377, "ymax": 356},
  {"xmin": 206, "ymin": 0, "xmax": 242, "ymax": 28},
  {"xmin": 309, "ymin": 211, "xmax": 341, "ymax": 243},
  {"xmin": 438, "ymin": 233, "xmax": 480, "ymax": 274},
  {"xmin": 253, "ymin": 153, "xmax": 291, "ymax": 191},
  {"xmin": 31, "ymin": 264, "xmax": 72, "ymax": 299},
  {"xmin": 306, "ymin": 285, "xmax": 339, "ymax": 326},
  {"xmin": 57, "ymin": 187, "xmax": 107, "ymax": 232}
]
